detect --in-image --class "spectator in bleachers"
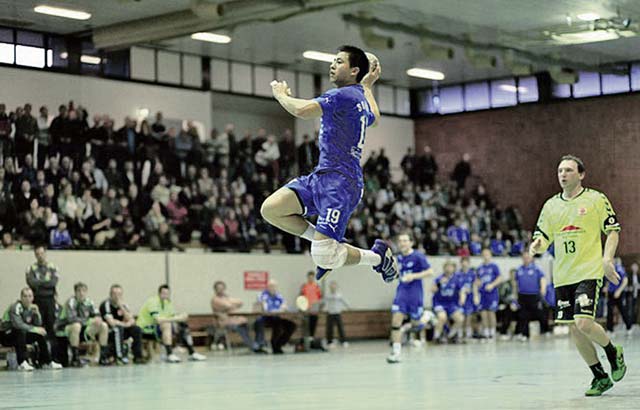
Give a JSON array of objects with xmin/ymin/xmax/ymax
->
[
  {"xmin": 254, "ymin": 134, "xmax": 280, "ymax": 184},
  {"xmin": 21, "ymin": 198, "xmax": 47, "ymax": 245},
  {"xmin": 167, "ymin": 190, "xmax": 190, "ymax": 243},
  {"xmin": 99, "ymin": 284, "xmax": 145, "ymax": 364},
  {"xmin": 136, "ymin": 284, "xmax": 206, "ymax": 363},
  {"xmin": 416, "ymin": 145, "xmax": 438, "ymax": 187},
  {"xmin": 50, "ymin": 219, "xmax": 72, "ymax": 249},
  {"xmin": 45, "ymin": 156, "xmax": 63, "ymax": 189},
  {"xmin": 297, "ymin": 133, "xmax": 317, "ymax": 176},
  {"xmin": 116, "ymin": 117, "xmax": 138, "ymax": 160},
  {"xmin": 57, "ymin": 282, "xmax": 110, "ymax": 367},
  {"xmin": 400, "ymin": 147, "xmax": 415, "ymax": 182},
  {"xmin": 214, "ymin": 123, "xmax": 234, "ymax": 168},
  {"xmin": 19, "ymin": 154, "xmax": 37, "ymax": 185},
  {"xmin": 104, "ymin": 159, "xmax": 123, "ymax": 192},
  {"xmin": 451, "ymin": 152, "xmax": 472, "ymax": 190},
  {"xmin": 0, "ymin": 287, "xmax": 62, "ymax": 370},
  {"xmin": 490, "ymin": 230, "xmax": 507, "ymax": 256},
  {"xmin": 278, "ymin": 129, "xmax": 295, "ymax": 181},
  {"xmin": 100, "ymin": 187, "xmax": 119, "ymax": 219},
  {"xmin": 0, "ymin": 103, "xmax": 11, "ymax": 161},
  {"xmin": 254, "ymin": 279, "xmax": 297, "ymax": 354},
  {"xmin": 36, "ymin": 106, "xmax": 51, "ymax": 169},
  {"xmin": 14, "ymin": 104, "xmax": 38, "ymax": 166},
  {"xmin": 85, "ymin": 201, "xmax": 115, "ymax": 248},
  {"xmin": 210, "ymin": 280, "xmax": 265, "ymax": 353}
]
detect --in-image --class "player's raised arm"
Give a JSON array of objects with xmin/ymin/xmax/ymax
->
[
  {"xmin": 271, "ymin": 80, "xmax": 322, "ymax": 120},
  {"xmin": 361, "ymin": 63, "xmax": 381, "ymax": 127}
]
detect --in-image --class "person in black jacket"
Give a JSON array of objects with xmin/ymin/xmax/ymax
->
[
  {"xmin": 25, "ymin": 245, "xmax": 59, "ymax": 343},
  {"xmin": 0, "ymin": 287, "xmax": 62, "ymax": 370}
]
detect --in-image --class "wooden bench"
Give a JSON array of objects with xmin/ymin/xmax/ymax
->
[{"xmin": 187, "ymin": 310, "xmax": 391, "ymax": 347}]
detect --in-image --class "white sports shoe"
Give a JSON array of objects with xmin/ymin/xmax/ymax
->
[
  {"xmin": 342, "ymin": 341, "xmax": 349, "ymax": 348},
  {"xmin": 18, "ymin": 361, "xmax": 34, "ymax": 371},
  {"xmin": 43, "ymin": 361, "xmax": 63, "ymax": 370},
  {"xmin": 166, "ymin": 353, "xmax": 181, "ymax": 363},
  {"xmin": 386, "ymin": 352, "xmax": 401, "ymax": 364},
  {"xmin": 190, "ymin": 352, "xmax": 206, "ymax": 361}
]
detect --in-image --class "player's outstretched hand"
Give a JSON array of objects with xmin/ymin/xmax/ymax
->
[
  {"xmin": 528, "ymin": 238, "xmax": 543, "ymax": 256},
  {"xmin": 270, "ymin": 80, "xmax": 292, "ymax": 99},
  {"xmin": 361, "ymin": 64, "xmax": 381, "ymax": 89},
  {"xmin": 603, "ymin": 258, "xmax": 620, "ymax": 285}
]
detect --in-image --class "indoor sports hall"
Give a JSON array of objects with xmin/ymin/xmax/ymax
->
[{"xmin": 0, "ymin": 1, "xmax": 639, "ymax": 409}]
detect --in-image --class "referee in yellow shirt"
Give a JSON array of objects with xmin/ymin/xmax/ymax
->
[{"xmin": 530, "ymin": 155, "xmax": 626, "ymax": 397}]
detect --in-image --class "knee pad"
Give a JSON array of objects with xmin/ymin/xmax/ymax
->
[{"xmin": 311, "ymin": 238, "xmax": 347, "ymax": 269}]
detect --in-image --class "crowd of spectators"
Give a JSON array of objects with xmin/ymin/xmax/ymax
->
[{"xmin": 0, "ymin": 100, "xmax": 525, "ymax": 255}]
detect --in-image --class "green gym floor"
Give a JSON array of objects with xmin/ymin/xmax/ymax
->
[{"xmin": 1, "ymin": 335, "xmax": 637, "ymax": 409}]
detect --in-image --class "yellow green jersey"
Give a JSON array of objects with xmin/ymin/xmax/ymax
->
[
  {"xmin": 533, "ymin": 187, "xmax": 620, "ymax": 287},
  {"xmin": 136, "ymin": 296, "xmax": 176, "ymax": 330}
]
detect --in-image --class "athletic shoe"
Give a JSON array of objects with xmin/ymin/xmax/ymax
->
[
  {"xmin": 585, "ymin": 376, "xmax": 613, "ymax": 396},
  {"xmin": 342, "ymin": 341, "xmax": 349, "ymax": 348},
  {"xmin": 43, "ymin": 361, "xmax": 63, "ymax": 370},
  {"xmin": 386, "ymin": 352, "xmax": 401, "ymax": 364},
  {"xmin": 498, "ymin": 334, "xmax": 511, "ymax": 341},
  {"xmin": 133, "ymin": 357, "xmax": 147, "ymax": 365},
  {"xmin": 315, "ymin": 266, "xmax": 332, "ymax": 281},
  {"xmin": 166, "ymin": 353, "xmax": 181, "ymax": 363},
  {"xmin": 99, "ymin": 356, "xmax": 111, "ymax": 366},
  {"xmin": 371, "ymin": 239, "xmax": 399, "ymax": 283},
  {"xmin": 117, "ymin": 356, "xmax": 130, "ymax": 365},
  {"xmin": 18, "ymin": 361, "xmax": 34, "ymax": 372},
  {"xmin": 611, "ymin": 345, "xmax": 627, "ymax": 382},
  {"xmin": 190, "ymin": 352, "xmax": 207, "ymax": 361}
]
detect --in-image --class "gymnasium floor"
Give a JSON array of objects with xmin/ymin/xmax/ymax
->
[{"xmin": 1, "ymin": 335, "xmax": 637, "ymax": 410}]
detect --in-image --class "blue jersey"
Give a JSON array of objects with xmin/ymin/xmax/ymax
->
[
  {"xmin": 608, "ymin": 264, "xmax": 626, "ymax": 293},
  {"xmin": 258, "ymin": 290, "xmax": 285, "ymax": 313},
  {"xmin": 477, "ymin": 262, "xmax": 500, "ymax": 295},
  {"xmin": 314, "ymin": 84, "xmax": 375, "ymax": 184},
  {"xmin": 515, "ymin": 263, "xmax": 544, "ymax": 295},
  {"xmin": 433, "ymin": 274, "xmax": 462, "ymax": 306},
  {"xmin": 455, "ymin": 269, "xmax": 476, "ymax": 303},
  {"xmin": 396, "ymin": 250, "xmax": 430, "ymax": 299}
]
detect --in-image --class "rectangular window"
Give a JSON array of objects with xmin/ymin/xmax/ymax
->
[
  {"xmin": 632, "ymin": 64, "xmax": 640, "ymax": 91},
  {"xmin": 463, "ymin": 81, "xmax": 490, "ymax": 111},
  {"xmin": 517, "ymin": 76, "xmax": 539, "ymax": 103},
  {"xmin": 0, "ymin": 43, "xmax": 14, "ymax": 64},
  {"xmin": 572, "ymin": 71, "xmax": 600, "ymax": 98},
  {"xmin": 16, "ymin": 45, "xmax": 45, "ymax": 68},
  {"xmin": 438, "ymin": 86, "xmax": 464, "ymax": 114},
  {"xmin": 601, "ymin": 72, "xmax": 630, "ymax": 95},
  {"xmin": 490, "ymin": 79, "xmax": 517, "ymax": 107}
]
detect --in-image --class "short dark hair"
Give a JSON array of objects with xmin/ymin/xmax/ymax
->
[
  {"xmin": 307, "ymin": 271, "xmax": 315, "ymax": 277},
  {"xmin": 74, "ymin": 282, "xmax": 88, "ymax": 292},
  {"xmin": 337, "ymin": 45, "xmax": 369, "ymax": 83},
  {"xmin": 397, "ymin": 231, "xmax": 414, "ymax": 242},
  {"xmin": 559, "ymin": 154, "xmax": 585, "ymax": 173},
  {"xmin": 213, "ymin": 281, "xmax": 225, "ymax": 290},
  {"xmin": 110, "ymin": 284, "xmax": 122, "ymax": 292},
  {"xmin": 158, "ymin": 284, "xmax": 170, "ymax": 293}
]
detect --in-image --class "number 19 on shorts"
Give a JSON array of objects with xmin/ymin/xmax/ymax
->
[{"xmin": 326, "ymin": 208, "xmax": 341, "ymax": 224}]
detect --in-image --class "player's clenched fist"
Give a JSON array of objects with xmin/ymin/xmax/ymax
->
[{"xmin": 270, "ymin": 80, "xmax": 292, "ymax": 99}]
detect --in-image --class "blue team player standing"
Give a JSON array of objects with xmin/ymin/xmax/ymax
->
[
  {"xmin": 387, "ymin": 233, "xmax": 434, "ymax": 363},
  {"xmin": 262, "ymin": 45, "xmax": 398, "ymax": 282},
  {"xmin": 476, "ymin": 248, "xmax": 503, "ymax": 340}
]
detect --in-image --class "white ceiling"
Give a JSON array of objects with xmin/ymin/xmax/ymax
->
[{"xmin": 2, "ymin": 0, "xmax": 640, "ymax": 88}]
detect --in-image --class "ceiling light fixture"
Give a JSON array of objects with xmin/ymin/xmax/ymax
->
[
  {"xmin": 59, "ymin": 52, "xmax": 101, "ymax": 64},
  {"xmin": 551, "ymin": 30, "xmax": 620, "ymax": 44},
  {"xmin": 191, "ymin": 32, "xmax": 231, "ymax": 44},
  {"xmin": 34, "ymin": 5, "xmax": 91, "ymax": 20},
  {"xmin": 302, "ymin": 51, "xmax": 336, "ymax": 63},
  {"xmin": 577, "ymin": 12, "xmax": 600, "ymax": 21},
  {"xmin": 407, "ymin": 67, "xmax": 445, "ymax": 81}
]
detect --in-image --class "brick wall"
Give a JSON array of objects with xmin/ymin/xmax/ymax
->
[{"xmin": 414, "ymin": 93, "xmax": 640, "ymax": 254}]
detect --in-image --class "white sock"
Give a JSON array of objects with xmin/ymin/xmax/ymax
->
[
  {"xmin": 392, "ymin": 342, "xmax": 401, "ymax": 355},
  {"xmin": 300, "ymin": 222, "xmax": 316, "ymax": 241},
  {"xmin": 358, "ymin": 249, "xmax": 381, "ymax": 266}
]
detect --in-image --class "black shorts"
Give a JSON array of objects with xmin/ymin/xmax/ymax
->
[{"xmin": 554, "ymin": 279, "xmax": 603, "ymax": 323}]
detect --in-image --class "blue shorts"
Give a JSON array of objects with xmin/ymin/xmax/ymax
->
[
  {"xmin": 479, "ymin": 293, "xmax": 499, "ymax": 312},
  {"xmin": 392, "ymin": 296, "xmax": 424, "ymax": 320},
  {"xmin": 433, "ymin": 304, "xmax": 463, "ymax": 317},
  {"xmin": 463, "ymin": 301, "xmax": 477, "ymax": 316},
  {"xmin": 286, "ymin": 171, "xmax": 363, "ymax": 241}
]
